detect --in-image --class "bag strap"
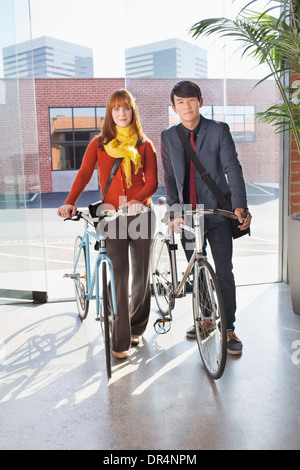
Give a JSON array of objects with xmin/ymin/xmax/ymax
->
[
  {"xmin": 88, "ymin": 157, "xmax": 122, "ymax": 221},
  {"xmin": 101, "ymin": 157, "xmax": 122, "ymax": 203},
  {"xmin": 175, "ymin": 124, "xmax": 231, "ymax": 210}
]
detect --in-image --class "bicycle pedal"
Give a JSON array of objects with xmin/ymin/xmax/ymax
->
[
  {"xmin": 63, "ymin": 273, "xmax": 77, "ymax": 279},
  {"xmin": 153, "ymin": 318, "xmax": 172, "ymax": 334}
]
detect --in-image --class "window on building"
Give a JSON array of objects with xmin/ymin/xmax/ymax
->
[
  {"xmin": 169, "ymin": 105, "xmax": 255, "ymax": 142},
  {"xmin": 49, "ymin": 106, "xmax": 106, "ymax": 170}
]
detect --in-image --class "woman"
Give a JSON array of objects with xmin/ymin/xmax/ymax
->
[{"xmin": 58, "ymin": 89, "xmax": 158, "ymax": 359}]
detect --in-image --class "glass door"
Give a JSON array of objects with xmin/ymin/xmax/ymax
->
[
  {"xmin": 0, "ymin": 0, "xmax": 47, "ymax": 303},
  {"xmin": 125, "ymin": 0, "xmax": 281, "ymax": 286}
]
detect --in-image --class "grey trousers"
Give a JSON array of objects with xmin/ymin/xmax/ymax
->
[{"xmin": 106, "ymin": 209, "xmax": 156, "ymax": 352}]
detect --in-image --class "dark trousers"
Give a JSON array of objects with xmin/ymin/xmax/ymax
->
[
  {"xmin": 106, "ymin": 209, "xmax": 156, "ymax": 352},
  {"xmin": 181, "ymin": 216, "xmax": 236, "ymax": 331}
]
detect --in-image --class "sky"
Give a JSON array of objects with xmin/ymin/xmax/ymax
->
[{"xmin": 1, "ymin": 0, "xmax": 275, "ymax": 79}]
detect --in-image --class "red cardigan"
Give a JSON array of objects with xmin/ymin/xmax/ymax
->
[{"xmin": 65, "ymin": 136, "xmax": 158, "ymax": 209}]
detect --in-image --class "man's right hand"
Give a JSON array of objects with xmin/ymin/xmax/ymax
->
[
  {"xmin": 170, "ymin": 217, "xmax": 185, "ymax": 233},
  {"xmin": 57, "ymin": 204, "xmax": 77, "ymax": 219}
]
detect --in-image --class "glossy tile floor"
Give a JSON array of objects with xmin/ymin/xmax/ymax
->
[{"xmin": 1, "ymin": 282, "xmax": 300, "ymax": 450}]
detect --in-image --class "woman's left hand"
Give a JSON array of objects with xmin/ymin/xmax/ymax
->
[{"xmin": 120, "ymin": 199, "xmax": 143, "ymax": 215}]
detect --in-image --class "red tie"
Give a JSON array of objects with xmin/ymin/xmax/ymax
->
[{"xmin": 189, "ymin": 131, "xmax": 198, "ymax": 208}]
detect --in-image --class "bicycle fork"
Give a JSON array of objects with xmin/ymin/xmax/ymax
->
[
  {"xmin": 174, "ymin": 211, "xmax": 203, "ymax": 298},
  {"xmin": 94, "ymin": 240, "xmax": 118, "ymax": 323}
]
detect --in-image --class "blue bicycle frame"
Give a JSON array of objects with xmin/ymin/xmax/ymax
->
[{"xmin": 73, "ymin": 219, "xmax": 118, "ymax": 322}]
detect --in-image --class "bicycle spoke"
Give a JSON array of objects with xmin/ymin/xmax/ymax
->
[
  {"xmin": 193, "ymin": 258, "xmax": 226, "ymax": 379},
  {"xmin": 100, "ymin": 262, "xmax": 112, "ymax": 380},
  {"xmin": 73, "ymin": 236, "xmax": 89, "ymax": 320},
  {"xmin": 151, "ymin": 233, "xmax": 172, "ymax": 317}
]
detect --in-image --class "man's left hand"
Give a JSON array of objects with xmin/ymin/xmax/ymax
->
[{"xmin": 234, "ymin": 208, "xmax": 252, "ymax": 231}]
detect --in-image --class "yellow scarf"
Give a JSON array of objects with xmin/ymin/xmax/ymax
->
[{"xmin": 103, "ymin": 125, "xmax": 142, "ymax": 188}]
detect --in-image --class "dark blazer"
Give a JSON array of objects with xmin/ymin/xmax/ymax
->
[{"xmin": 161, "ymin": 116, "xmax": 247, "ymax": 212}]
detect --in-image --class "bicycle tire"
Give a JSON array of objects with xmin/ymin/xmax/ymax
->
[
  {"xmin": 73, "ymin": 235, "xmax": 89, "ymax": 320},
  {"xmin": 193, "ymin": 258, "xmax": 227, "ymax": 379},
  {"xmin": 151, "ymin": 232, "xmax": 172, "ymax": 317},
  {"xmin": 101, "ymin": 262, "xmax": 112, "ymax": 380}
]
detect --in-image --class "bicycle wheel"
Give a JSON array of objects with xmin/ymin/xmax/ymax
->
[
  {"xmin": 73, "ymin": 236, "xmax": 89, "ymax": 320},
  {"xmin": 193, "ymin": 258, "xmax": 227, "ymax": 379},
  {"xmin": 151, "ymin": 232, "xmax": 172, "ymax": 317},
  {"xmin": 99, "ymin": 262, "xmax": 113, "ymax": 379}
]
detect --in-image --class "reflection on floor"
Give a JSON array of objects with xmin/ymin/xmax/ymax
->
[{"xmin": 0, "ymin": 282, "xmax": 300, "ymax": 450}]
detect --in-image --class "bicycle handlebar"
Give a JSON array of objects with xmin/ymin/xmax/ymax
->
[
  {"xmin": 63, "ymin": 211, "xmax": 97, "ymax": 225},
  {"xmin": 64, "ymin": 205, "xmax": 151, "ymax": 225},
  {"xmin": 161, "ymin": 207, "xmax": 239, "ymax": 225}
]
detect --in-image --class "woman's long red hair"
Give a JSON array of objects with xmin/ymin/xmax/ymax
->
[{"xmin": 99, "ymin": 89, "xmax": 145, "ymax": 148}]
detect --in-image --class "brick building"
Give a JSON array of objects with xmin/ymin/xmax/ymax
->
[{"xmin": 2, "ymin": 77, "xmax": 280, "ymax": 196}]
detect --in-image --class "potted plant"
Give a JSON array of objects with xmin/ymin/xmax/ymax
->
[{"xmin": 189, "ymin": 0, "xmax": 300, "ymax": 314}]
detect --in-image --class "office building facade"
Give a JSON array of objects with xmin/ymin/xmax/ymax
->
[
  {"xmin": 125, "ymin": 38, "xmax": 207, "ymax": 78},
  {"xmin": 3, "ymin": 36, "xmax": 94, "ymax": 78}
]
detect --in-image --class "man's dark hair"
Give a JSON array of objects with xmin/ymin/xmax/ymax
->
[{"xmin": 170, "ymin": 81, "xmax": 202, "ymax": 106}]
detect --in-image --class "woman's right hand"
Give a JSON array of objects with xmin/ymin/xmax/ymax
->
[{"xmin": 57, "ymin": 204, "xmax": 77, "ymax": 219}]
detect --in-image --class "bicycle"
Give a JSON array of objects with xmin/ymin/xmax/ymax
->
[
  {"xmin": 151, "ymin": 198, "xmax": 239, "ymax": 380},
  {"xmin": 63, "ymin": 209, "xmax": 118, "ymax": 380}
]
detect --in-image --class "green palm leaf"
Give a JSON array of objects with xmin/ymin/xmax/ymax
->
[{"xmin": 189, "ymin": 0, "xmax": 300, "ymax": 153}]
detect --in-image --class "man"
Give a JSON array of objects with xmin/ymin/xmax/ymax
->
[{"xmin": 161, "ymin": 81, "xmax": 251, "ymax": 355}]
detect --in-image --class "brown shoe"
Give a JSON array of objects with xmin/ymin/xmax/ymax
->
[
  {"xmin": 186, "ymin": 325, "xmax": 196, "ymax": 338},
  {"xmin": 112, "ymin": 350, "xmax": 129, "ymax": 359},
  {"xmin": 200, "ymin": 320, "xmax": 216, "ymax": 332},
  {"xmin": 131, "ymin": 335, "xmax": 142, "ymax": 345},
  {"xmin": 199, "ymin": 320, "xmax": 216, "ymax": 340},
  {"xmin": 227, "ymin": 330, "xmax": 243, "ymax": 355}
]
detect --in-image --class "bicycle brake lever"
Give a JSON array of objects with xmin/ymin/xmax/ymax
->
[{"xmin": 64, "ymin": 211, "xmax": 81, "ymax": 222}]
